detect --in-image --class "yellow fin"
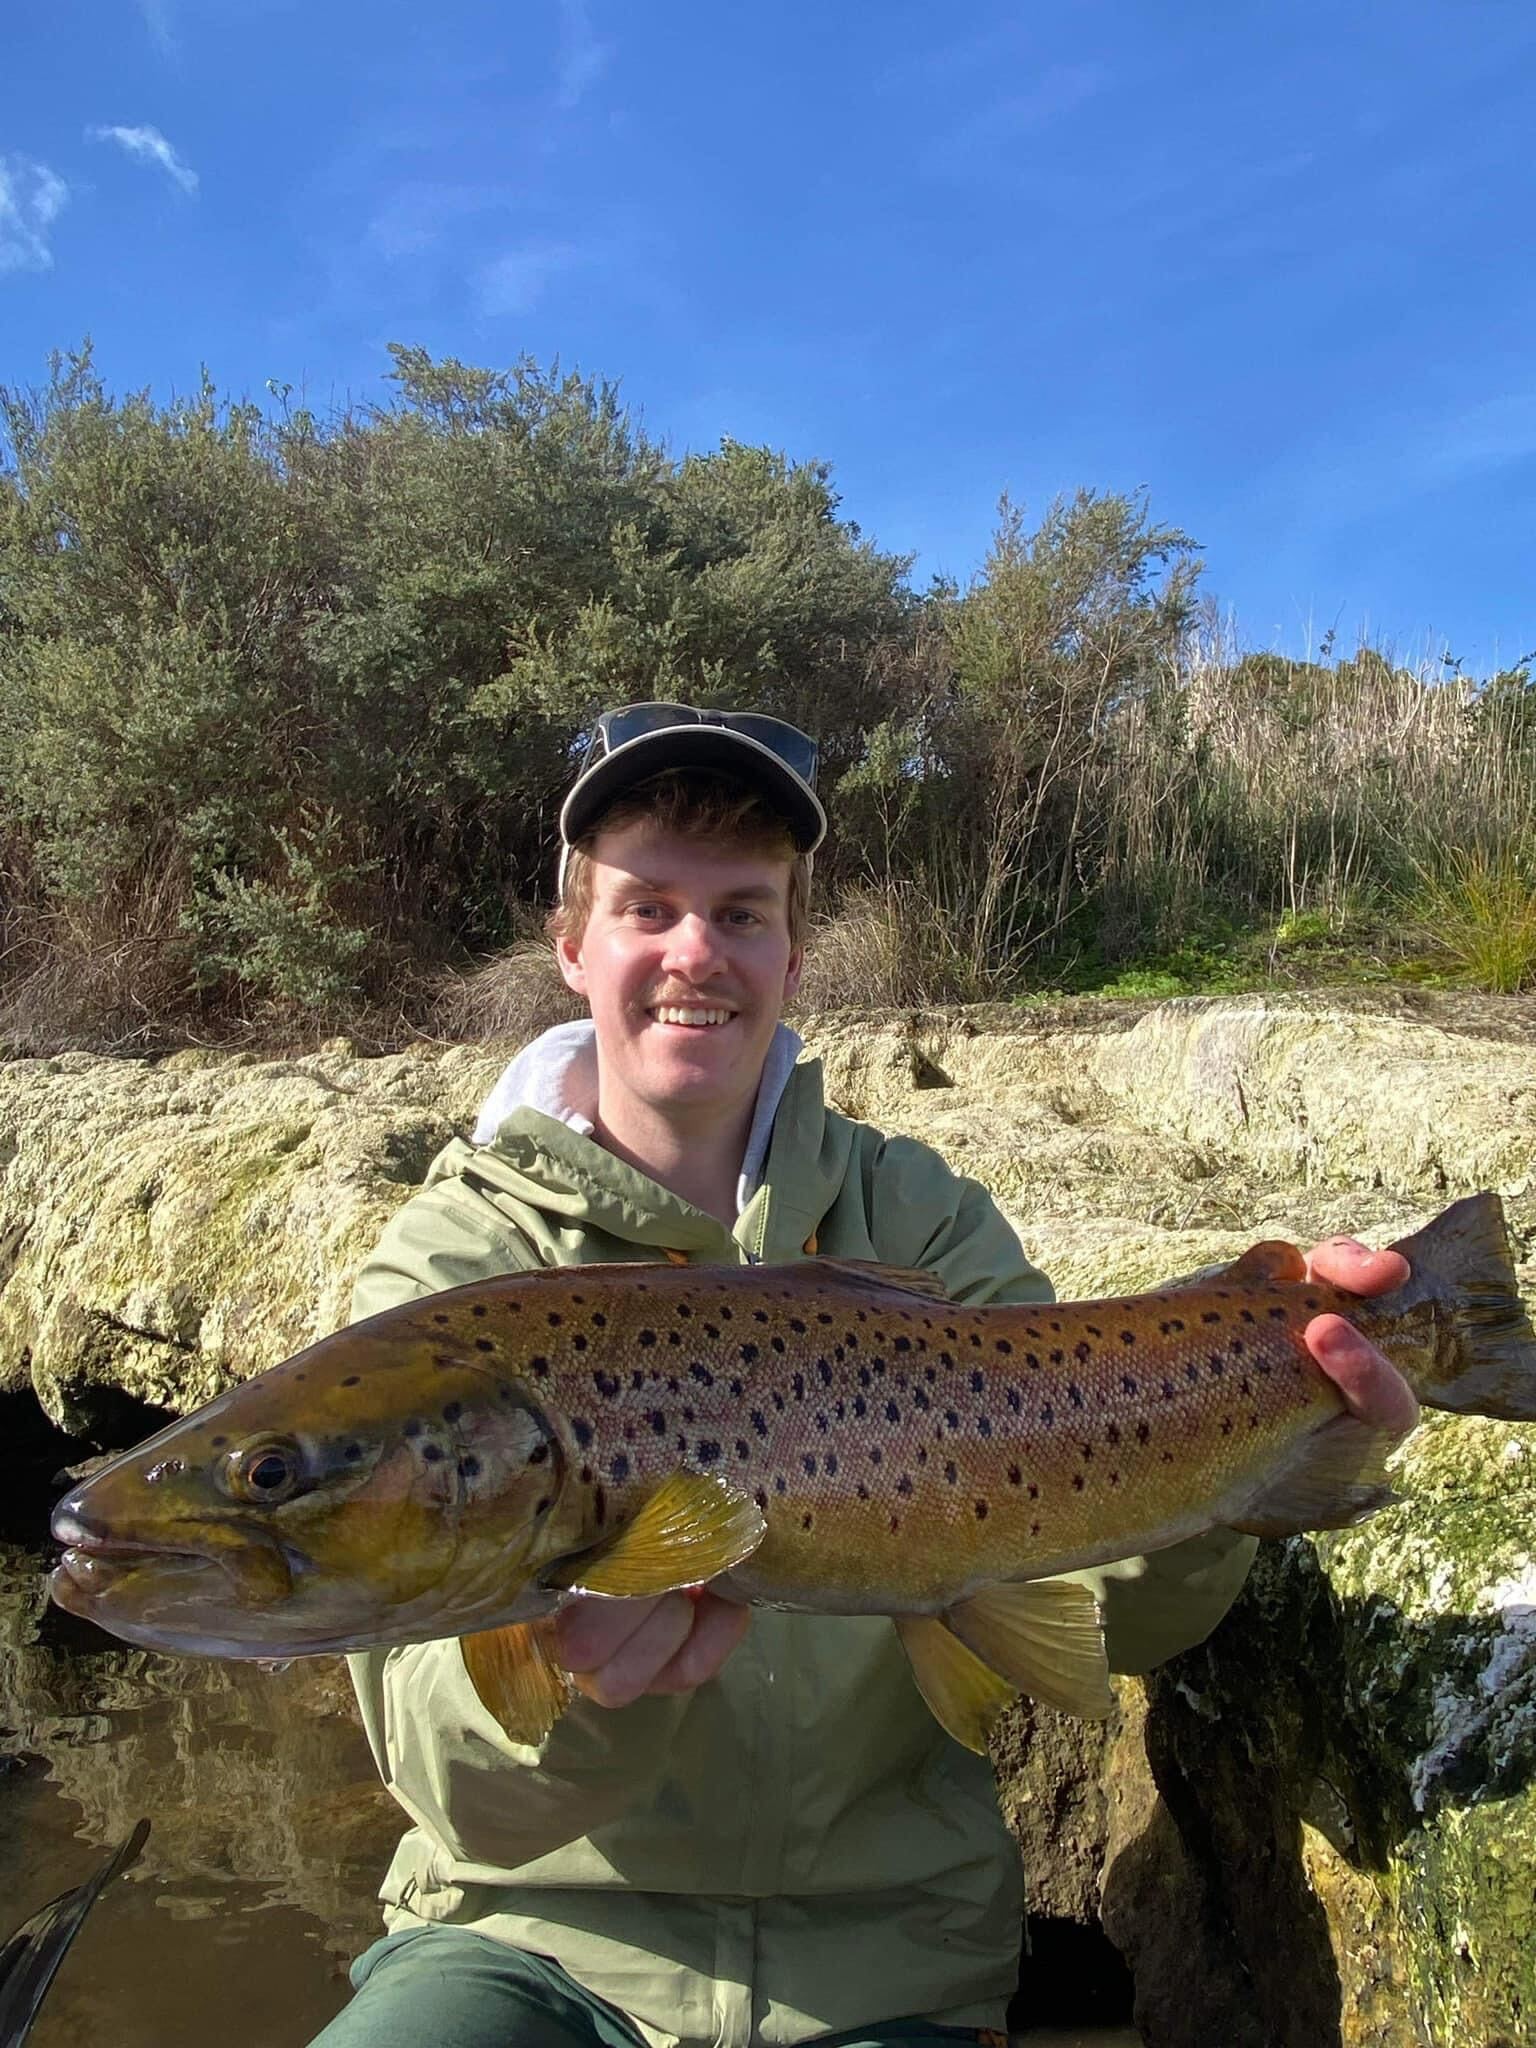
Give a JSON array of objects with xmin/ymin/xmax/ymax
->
[
  {"xmin": 546, "ymin": 1470, "xmax": 766, "ymax": 1597},
  {"xmin": 1227, "ymin": 1238, "xmax": 1308, "ymax": 1285},
  {"xmin": 946, "ymin": 1579, "xmax": 1114, "ymax": 1720},
  {"xmin": 807, "ymin": 1258, "xmax": 952, "ymax": 1302},
  {"xmin": 460, "ymin": 1619, "xmax": 575, "ymax": 1746},
  {"xmin": 1228, "ymin": 1414, "xmax": 1402, "ymax": 1537},
  {"xmin": 895, "ymin": 1613, "xmax": 1019, "ymax": 1753}
]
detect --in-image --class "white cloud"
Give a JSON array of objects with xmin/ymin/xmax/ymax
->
[
  {"xmin": 0, "ymin": 155, "xmax": 69, "ymax": 274},
  {"xmin": 556, "ymin": 0, "xmax": 613, "ymax": 111},
  {"xmin": 88, "ymin": 123, "xmax": 199, "ymax": 195},
  {"xmin": 478, "ymin": 240, "xmax": 586, "ymax": 315},
  {"xmin": 137, "ymin": 0, "xmax": 179, "ymax": 59}
]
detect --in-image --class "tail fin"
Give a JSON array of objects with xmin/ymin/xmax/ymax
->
[{"xmin": 1387, "ymin": 1194, "xmax": 1536, "ymax": 1420}]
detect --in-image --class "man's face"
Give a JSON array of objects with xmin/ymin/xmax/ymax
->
[{"xmin": 555, "ymin": 819, "xmax": 803, "ymax": 1131}]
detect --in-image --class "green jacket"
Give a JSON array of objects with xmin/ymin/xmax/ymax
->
[{"xmin": 346, "ymin": 1055, "xmax": 1256, "ymax": 2048}]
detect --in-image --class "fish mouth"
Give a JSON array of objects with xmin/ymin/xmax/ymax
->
[{"xmin": 51, "ymin": 1509, "xmax": 294, "ymax": 1610}]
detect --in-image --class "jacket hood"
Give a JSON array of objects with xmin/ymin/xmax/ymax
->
[{"xmin": 465, "ymin": 1026, "xmax": 855, "ymax": 1265}]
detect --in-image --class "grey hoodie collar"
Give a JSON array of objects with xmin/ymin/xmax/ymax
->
[{"xmin": 472, "ymin": 1018, "xmax": 804, "ymax": 1220}]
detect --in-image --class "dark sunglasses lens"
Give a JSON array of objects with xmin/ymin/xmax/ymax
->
[
  {"xmin": 598, "ymin": 703, "xmax": 699, "ymax": 752},
  {"xmin": 587, "ymin": 702, "xmax": 818, "ymax": 788},
  {"xmin": 728, "ymin": 715, "xmax": 819, "ymax": 785}
]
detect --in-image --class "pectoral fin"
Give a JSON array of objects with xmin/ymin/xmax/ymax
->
[
  {"xmin": 895, "ymin": 1614, "xmax": 1020, "ymax": 1753},
  {"xmin": 1228, "ymin": 1413, "xmax": 1402, "ymax": 1536},
  {"xmin": 461, "ymin": 1618, "xmax": 575, "ymax": 1746},
  {"xmin": 545, "ymin": 1470, "xmax": 767, "ymax": 1598},
  {"xmin": 947, "ymin": 1579, "xmax": 1114, "ymax": 1720},
  {"xmin": 1227, "ymin": 1239, "xmax": 1309, "ymax": 1285}
]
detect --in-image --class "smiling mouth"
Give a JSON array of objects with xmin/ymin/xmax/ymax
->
[{"xmin": 649, "ymin": 1004, "xmax": 737, "ymax": 1027}]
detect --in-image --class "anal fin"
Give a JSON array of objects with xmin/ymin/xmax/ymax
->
[
  {"xmin": 947, "ymin": 1579, "xmax": 1114, "ymax": 1720},
  {"xmin": 545, "ymin": 1470, "xmax": 766, "ymax": 1598},
  {"xmin": 461, "ymin": 1619, "xmax": 575, "ymax": 1746},
  {"xmin": 1229, "ymin": 1413, "xmax": 1403, "ymax": 1537}
]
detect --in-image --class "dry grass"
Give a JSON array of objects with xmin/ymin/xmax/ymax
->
[
  {"xmin": 425, "ymin": 912, "xmax": 584, "ymax": 1046},
  {"xmin": 795, "ymin": 880, "xmax": 996, "ymax": 1010}
]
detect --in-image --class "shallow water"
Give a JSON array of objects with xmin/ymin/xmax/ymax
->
[
  {"xmin": 0, "ymin": 1539, "xmax": 397, "ymax": 2046},
  {"xmin": 2, "ymin": 1541, "xmax": 1140, "ymax": 2048}
]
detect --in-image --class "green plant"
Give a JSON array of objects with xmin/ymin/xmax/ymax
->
[{"xmin": 1409, "ymin": 846, "xmax": 1536, "ymax": 994}]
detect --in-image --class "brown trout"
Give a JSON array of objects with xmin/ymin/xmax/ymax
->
[{"xmin": 50, "ymin": 1193, "xmax": 1536, "ymax": 1752}]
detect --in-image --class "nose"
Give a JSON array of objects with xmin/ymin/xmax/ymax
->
[{"xmin": 662, "ymin": 913, "xmax": 725, "ymax": 981}]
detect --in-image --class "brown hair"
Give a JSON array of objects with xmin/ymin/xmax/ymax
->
[{"xmin": 550, "ymin": 769, "xmax": 812, "ymax": 947}]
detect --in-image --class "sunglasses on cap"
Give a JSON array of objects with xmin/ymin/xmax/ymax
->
[{"xmin": 578, "ymin": 701, "xmax": 820, "ymax": 788}]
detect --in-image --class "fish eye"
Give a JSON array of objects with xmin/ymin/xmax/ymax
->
[{"xmin": 223, "ymin": 1436, "xmax": 307, "ymax": 1506}]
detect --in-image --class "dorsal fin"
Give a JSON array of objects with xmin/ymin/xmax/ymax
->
[
  {"xmin": 1227, "ymin": 1239, "xmax": 1309, "ymax": 1285},
  {"xmin": 804, "ymin": 1258, "xmax": 953, "ymax": 1302}
]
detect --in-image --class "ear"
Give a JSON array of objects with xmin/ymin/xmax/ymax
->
[
  {"xmin": 782, "ymin": 944, "xmax": 804, "ymax": 1003},
  {"xmin": 555, "ymin": 933, "xmax": 588, "ymax": 998}
]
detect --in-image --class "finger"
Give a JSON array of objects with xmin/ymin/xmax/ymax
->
[
  {"xmin": 1305, "ymin": 1313, "xmax": 1421, "ymax": 1434},
  {"xmin": 646, "ymin": 1596, "xmax": 752, "ymax": 1694},
  {"xmin": 571, "ymin": 1593, "xmax": 696, "ymax": 1709},
  {"xmin": 555, "ymin": 1593, "xmax": 669, "ymax": 1676},
  {"xmin": 1305, "ymin": 1238, "xmax": 1410, "ymax": 1298}
]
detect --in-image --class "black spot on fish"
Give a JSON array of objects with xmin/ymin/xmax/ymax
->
[
  {"xmin": 771, "ymin": 1390, "xmax": 786, "ymax": 1412},
  {"xmin": 611, "ymin": 1452, "xmax": 630, "ymax": 1482},
  {"xmin": 977, "ymin": 1416, "xmax": 992, "ymax": 1438},
  {"xmin": 649, "ymin": 1410, "xmax": 666, "ymax": 1434},
  {"xmin": 944, "ymin": 1460, "xmax": 957, "ymax": 1484},
  {"xmin": 825, "ymin": 1452, "xmax": 839, "ymax": 1476},
  {"xmin": 529, "ymin": 1442, "xmax": 550, "ymax": 1465},
  {"xmin": 433, "ymin": 1315, "xmax": 448, "ymax": 1328},
  {"xmin": 475, "ymin": 1338, "xmax": 494, "ymax": 1354},
  {"xmin": 1050, "ymin": 1349, "xmax": 1065, "ymax": 1366},
  {"xmin": 676, "ymin": 1304, "xmax": 693, "ymax": 1320},
  {"xmin": 547, "ymin": 1312, "xmax": 563, "ymax": 1327},
  {"xmin": 975, "ymin": 1500, "xmax": 988, "ymax": 1519},
  {"xmin": 211, "ymin": 1435, "xmax": 227, "ymax": 1449},
  {"xmin": 1074, "ymin": 1340, "xmax": 1092, "ymax": 1363},
  {"xmin": 969, "ymin": 1369, "xmax": 984, "ymax": 1393},
  {"xmin": 1122, "ymin": 1374, "xmax": 1138, "ymax": 1394},
  {"xmin": 471, "ymin": 1304, "xmax": 487, "ymax": 1318},
  {"xmin": 938, "ymin": 1351, "xmax": 954, "ymax": 1369},
  {"xmin": 638, "ymin": 1330, "xmax": 657, "ymax": 1348},
  {"xmin": 1120, "ymin": 1331, "xmax": 1137, "ymax": 1346},
  {"xmin": 1240, "ymin": 1308, "xmax": 1256, "ymax": 1323},
  {"xmin": 815, "ymin": 1411, "xmax": 829, "ymax": 1434},
  {"xmin": 681, "ymin": 1405, "xmax": 695, "ymax": 1423},
  {"xmin": 885, "ymin": 1399, "xmax": 900, "ymax": 1423},
  {"xmin": 1028, "ymin": 1482, "xmax": 1039, "ymax": 1501},
  {"xmin": 803, "ymin": 1454, "xmax": 818, "ymax": 1477},
  {"xmin": 1168, "ymin": 1318, "xmax": 1185, "ymax": 1334},
  {"xmin": 403, "ymin": 1419, "xmax": 423, "ymax": 1439},
  {"xmin": 421, "ymin": 1444, "xmax": 445, "ymax": 1463},
  {"xmin": 755, "ymin": 1487, "xmax": 768, "ymax": 1509},
  {"xmin": 802, "ymin": 1512, "xmax": 814, "ymax": 1530},
  {"xmin": 594, "ymin": 1485, "xmax": 608, "ymax": 1524},
  {"xmin": 791, "ymin": 1371, "xmax": 805, "ymax": 1400},
  {"xmin": 704, "ymin": 1323, "xmax": 720, "ymax": 1340},
  {"xmin": 1209, "ymin": 1355, "xmax": 1226, "ymax": 1377},
  {"xmin": 775, "ymin": 1475, "xmax": 787, "ymax": 1494},
  {"xmin": 1007, "ymin": 1464, "xmax": 1022, "ymax": 1485},
  {"xmin": 344, "ymin": 1443, "xmax": 362, "ymax": 1461},
  {"xmin": 852, "ymin": 1394, "xmax": 867, "ymax": 1418},
  {"xmin": 943, "ymin": 1408, "xmax": 959, "ymax": 1430},
  {"xmin": 818, "ymin": 1312, "xmax": 833, "ymax": 1325},
  {"xmin": 894, "ymin": 1334, "xmax": 911, "ymax": 1353},
  {"xmin": 695, "ymin": 1440, "xmax": 721, "ymax": 1465},
  {"xmin": 751, "ymin": 1409, "xmax": 768, "ymax": 1436},
  {"xmin": 1185, "ymin": 1362, "xmax": 1200, "ymax": 1383},
  {"xmin": 754, "ymin": 1309, "xmax": 768, "ymax": 1323},
  {"xmin": 573, "ymin": 1418, "xmax": 594, "ymax": 1448},
  {"xmin": 1041, "ymin": 1402, "xmax": 1056, "ymax": 1426},
  {"xmin": 1068, "ymin": 1384, "xmax": 1084, "ymax": 1409},
  {"xmin": 572, "ymin": 1334, "xmax": 588, "ymax": 1353},
  {"xmin": 870, "ymin": 1446, "xmax": 883, "ymax": 1465},
  {"xmin": 442, "ymin": 1401, "xmax": 463, "ymax": 1423},
  {"xmin": 341, "ymin": 1374, "xmax": 361, "ymax": 1387},
  {"xmin": 458, "ymin": 1455, "xmax": 480, "ymax": 1479},
  {"xmin": 1231, "ymin": 1338, "xmax": 1246, "ymax": 1357},
  {"xmin": 914, "ymin": 1387, "xmax": 931, "ymax": 1412},
  {"xmin": 1080, "ymin": 1442, "xmax": 1093, "ymax": 1462},
  {"xmin": 592, "ymin": 1312, "xmax": 607, "ymax": 1328},
  {"xmin": 1072, "ymin": 1473, "xmax": 1085, "ymax": 1491},
  {"xmin": 1136, "ymin": 1421, "xmax": 1150, "ymax": 1443},
  {"xmin": 689, "ymin": 1363, "xmax": 715, "ymax": 1387},
  {"xmin": 529, "ymin": 1356, "xmax": 550, "ymax": 1379},
  {"xmin": 789, "ymin": 1317, "xmax": 807, "ymax": 1334},
  {"xmin": 1106, "ymin": 1422, "xmax": 1121, "ymax": 1446},
  {"xmin": 667, "ymin": 1332, "xmax": 682, "ymax": 1347},
  {"xmin": 535, "ymin": 1495, "xmax": 551, "ymax": 1514},
  {"xmin": 1201, "ymin": 1311, "xmax": 1222, "ymax": 1325},
  {"xmin": 1269, "ymin": 1305, "xmax": 1288, "ymax": 1320}
]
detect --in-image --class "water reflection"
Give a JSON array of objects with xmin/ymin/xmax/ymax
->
[{"xmin": 0, "ymin": 1540, "xmax": 397, "ymax": 2046}]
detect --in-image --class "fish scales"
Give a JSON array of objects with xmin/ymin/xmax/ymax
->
[
  {"xmin": 50, "ymin": 1195, "xmax": 1536, "ymax": 1750},
  {"xmin": 399, "ymin": 1260, "xmax": 1339, "ymax": 1610}
]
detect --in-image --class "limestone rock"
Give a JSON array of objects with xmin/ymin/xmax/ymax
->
[{"xmin": 1, "ymin": 990, "xmax": 1533, "ymax": 2043}]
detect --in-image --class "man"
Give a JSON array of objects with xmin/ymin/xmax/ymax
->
[{"xmin": 312, "ymin": 702, "xmax": 1418, "ymax": 2048}]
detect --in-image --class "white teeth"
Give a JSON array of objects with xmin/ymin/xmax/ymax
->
[{"xmin": 652, "ymin": 1005, "xmax": 734, "ymax": 1027}]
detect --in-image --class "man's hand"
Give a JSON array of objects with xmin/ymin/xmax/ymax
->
[
  {"xmin": 1302, "ymin": 1236, "xmax": 1421, "ymax": 1434},
  {"xmin": 554, "ymin": 1587, "xmax": 750, "ymax": 1709}
]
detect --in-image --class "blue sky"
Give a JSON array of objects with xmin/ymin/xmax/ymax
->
[{"xmin": 3, "ymin": 0, "xmax": 1534, "ymax": 672}]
